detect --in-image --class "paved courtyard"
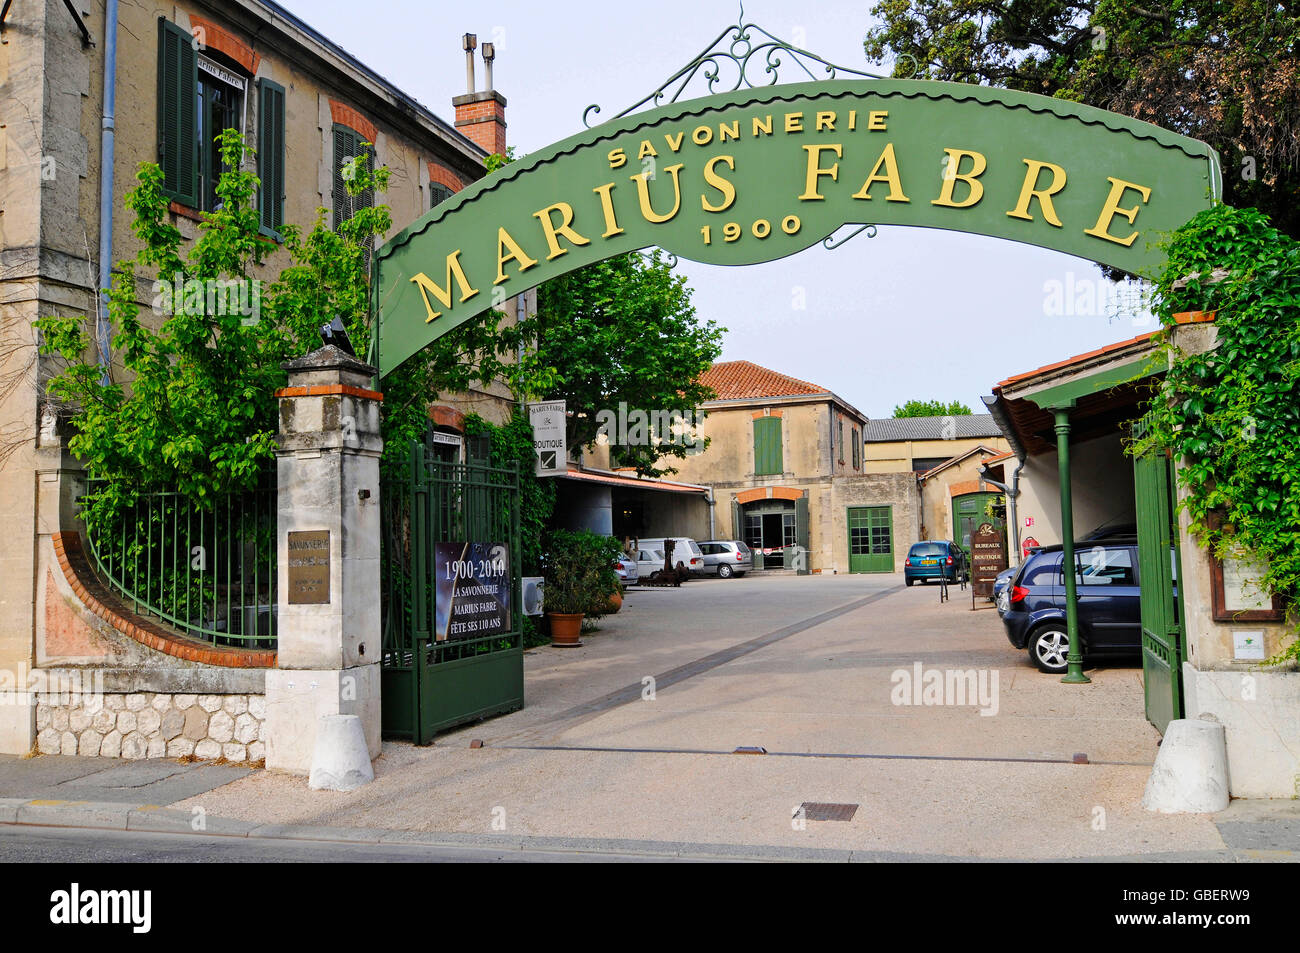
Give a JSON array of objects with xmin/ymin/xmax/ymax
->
[{"xmin": 161, "ymin": 572, "xmax": 1273, "ymax": 859}]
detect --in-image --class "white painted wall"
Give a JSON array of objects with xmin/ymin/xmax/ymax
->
[{"xmin": 1013, "ymin": 432, "xmax": 1135, "ymax": 552}]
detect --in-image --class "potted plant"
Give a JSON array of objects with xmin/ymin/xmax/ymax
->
[{"xmin": 541, "ymin": 530, "xmax": 623, "ymax": 646}]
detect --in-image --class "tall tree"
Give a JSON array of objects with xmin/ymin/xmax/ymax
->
[
  {"xmin": 864, "ymin": 1, "xmax": 1300, "ymax": 242},
  {"xmin": 892, "ymin": 398, "xmax": 974, "ymax": 417},
  {"xmin": 504, "ymin": 252, "xmax": 724, "ymax": 477}
]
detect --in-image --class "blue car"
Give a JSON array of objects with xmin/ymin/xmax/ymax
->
[
  {"xmin": 904, "ymin": 541, "xmax": 967, "ymax": 586},
  {"xmin": 1002, "ymin": 539, "xmax": 1144, "ymax": 673}
]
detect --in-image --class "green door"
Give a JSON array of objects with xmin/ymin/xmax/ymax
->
[
  {"xmin": 848, "ymin": 506, "xmax": 893, "ymax": 573},
  {"xmin": 1133, "ymin": 418, "xmax": 1185, "ymax": 734},
  {"xmin": 952, "ymin": 492, "xmax": 1002, "ymax": 556}
]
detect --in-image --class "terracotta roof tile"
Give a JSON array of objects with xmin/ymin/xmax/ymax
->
[{"xmin": 701, "ymin": 361, "xmax": 827, "ymax": 401}]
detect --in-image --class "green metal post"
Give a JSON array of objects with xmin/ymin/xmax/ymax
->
[{"xmin": 1054, "ymin": 406, "xmax": 1090, "ymax": 684}]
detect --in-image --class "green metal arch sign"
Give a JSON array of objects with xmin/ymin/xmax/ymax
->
[{"xmin": 375, "ymin": 78, "xmax": 1221, "ymax": 378}]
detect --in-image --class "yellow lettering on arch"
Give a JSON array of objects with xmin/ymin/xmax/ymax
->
[
  {"xmin": 534, "ymin": 202, "xmax": 591, "ymax": 261},
  {"xmin": 1084, "ymin": 177, "xmax": 1152, "ymax": 247},
  {"xmin": 1007, "ymin": 159, "xmax": 1068, "ymax": 227},
  {"xmin": 932, "ymin": 148, "xmax": 986, "ymax": 209},
  {"xmin": 410, "ymin": 250, "xmax": 478, "ymax": 323},
  {"xmin": 852, "ymin": 142, "xmax": 910, "ymax": 203},
  {"xmin": 495, "ymin": 227, "xmax": 538, "ymax": 285}
]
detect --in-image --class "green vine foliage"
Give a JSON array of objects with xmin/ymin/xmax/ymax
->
[
  {"xmin": 37, "ymin": 130, "xmax": 519, "ymax": 527},
  {"xmin": 1138, "ymin": 204, "xmax": 1300, "ymax": 660}
]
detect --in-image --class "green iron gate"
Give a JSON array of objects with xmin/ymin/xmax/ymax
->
[
  {"xmin": 380, "ymin": 439, "xmax": 523, "ymax": 744},
  {"xmin": 1133, "ymin": 416, "xmax": 1187, "ymax": 734}
]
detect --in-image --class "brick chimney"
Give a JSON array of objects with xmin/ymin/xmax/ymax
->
[{"xmin": 453, "ymin": 33, "xmax": 507, "ymax": 157}]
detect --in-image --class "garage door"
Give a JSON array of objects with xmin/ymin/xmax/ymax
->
[{"xmin": 848, "ymin": 506, "xmax": 893, "ymax": 573}]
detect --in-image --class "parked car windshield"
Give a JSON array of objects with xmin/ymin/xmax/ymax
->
[{"xmin": 909, "ymin": 543, "xmax": 947, "ymax": 556}]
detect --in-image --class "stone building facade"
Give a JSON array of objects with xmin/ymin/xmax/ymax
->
[{"xmin": 0, "ymin": 0, "xmax": 517, "ymax": 756}]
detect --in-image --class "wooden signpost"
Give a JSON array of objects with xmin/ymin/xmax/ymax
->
[{"xmin": 970, "ymin": 522, "xmax": 1006, "ymax": 609}]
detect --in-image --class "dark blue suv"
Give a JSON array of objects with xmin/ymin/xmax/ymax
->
[
  {"xmin": 904, "ymin": 540, "xmax": 968, "ymax": 586},
  {"xmin": 1002, "ymin": 539, "xmax": 1145, "ymax": 673}
]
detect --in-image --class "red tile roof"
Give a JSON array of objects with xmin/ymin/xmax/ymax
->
[
  {"xmin": 994, "ymin": 331, "xmax": 1159, "ymax": 391},
  {"xmin": 701, "ymin": 361, "xmax": 827, "ymax": 401}
]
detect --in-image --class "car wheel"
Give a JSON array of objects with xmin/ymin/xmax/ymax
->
[
  {"xmin": 1029, "ymin": 625, "xmax": 1071, "ymax": 674},
  {"xmin": 717, "ymin": 563, "xmax": 733, "ymax": 579},
  {"xmin": 905, "ymin": 578, "xmax": 914, "ymax": 587}
]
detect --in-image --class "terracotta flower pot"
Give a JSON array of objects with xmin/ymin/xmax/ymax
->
[
  {"xmin": 547, "ymin": 611, "xmax": 584, "ymax": 646},
  {"xmin": 604, "ymin": 590, "xmax": 623, "ymax": 614}
]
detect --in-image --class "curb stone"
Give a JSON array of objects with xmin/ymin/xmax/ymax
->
[{"xmin": 15, "ymin": 799, "xmax": 135, "ymax": 830}]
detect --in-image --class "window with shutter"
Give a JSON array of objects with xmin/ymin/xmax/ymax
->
[
  {"xmin": 333, "ymin": 123, "xmax": 375, "ymax": 228},
  {"xmin": 258, "ymin": 79, "xmax": 286, "ymax": 236},
  {"xmin": 754, "ymin": 416, "xmax": 783, "ymax": 476},
  {"xmin": 430, "ymin": 182, "xmax": 454, "ymax": 209},
  {"xmin": 157, "ymin": 18, "xmax": 198, "ymax": 206}
]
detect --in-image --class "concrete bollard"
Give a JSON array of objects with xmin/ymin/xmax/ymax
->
[
  {"xmin": 308, "ymin": 714, "xmax": 375, "ymax": 792},
  {"xmin": 1141, "ymin": 717, "xmax": 1230, "ymax": 813}
]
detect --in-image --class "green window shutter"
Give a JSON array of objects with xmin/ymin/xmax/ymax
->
[
  {"xmin": 333, "ymin": 124, "xmax": 376, "ymax": 227},
  {"xmin": 332, "ymin": 124, "xmax": 355, "ymax": 228},
  {"xmin": 430, "ymin": 182, "xmax": 454, "ymax": 209},
  {"xmin": 754, "ymin": 416, "xmax": 782, "ymax": 476},
  {"xmin": 157, "ymin": 18, "xmax": 198, "ymax": 206},
  {"xmin": 258, "ymin": 80, "xmax": 286, "ymax": 235}
]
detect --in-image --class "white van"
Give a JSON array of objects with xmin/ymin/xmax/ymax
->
[{"xmin": 633, "ymin": 537, "xmax": 705, "ymax": 577}]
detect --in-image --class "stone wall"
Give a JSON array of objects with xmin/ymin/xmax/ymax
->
[{"xmin": 35, "ymin": 693, "xmax": 265, "ymax": 764}]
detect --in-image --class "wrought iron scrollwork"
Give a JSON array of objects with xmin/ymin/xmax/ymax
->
[
  {"xmin": 583, "ymin": 8, "xmax": 913, "ymax": 128},
  {"xmin": 822, "ymin": 224, "xmax": 878, "ymax": 251}
]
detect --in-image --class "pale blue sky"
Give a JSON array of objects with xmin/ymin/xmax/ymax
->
[{"xmin": 280, "ymin": 0, "xmax": 1153, "ymax": 417}]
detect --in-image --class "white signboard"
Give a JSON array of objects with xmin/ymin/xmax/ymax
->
[
  {"xmin": 1233, "ymin": 630, "xmax": 1266, "ymax": 661},
  {"xmin": 528, "ymin": 400, "xmax": 567, "ymax": 477}
]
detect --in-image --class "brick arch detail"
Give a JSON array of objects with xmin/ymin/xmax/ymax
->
[
  {"xmin": 428, "ymin": 404, "xmax": 465, "ymax": 432},
  {"xmin": 189, "ymin": 15, "xmax": 261, "ymax": 75},
  {"xmin": 51, "ymin": 533, "xmax": 275, "ymax": 668},
  {"xmin": 735, "ymin": 486, "xmax": 804, "ymax": 505},
  {"xmin": 949, "ymin": 481, "xmax": 986, "ymax": 499},
  {"xmin": 428, "ymin": 162, "xmax": 464, "ymax": 192},
  {"xmin": 330, "ymin": 100, "xmax": 378, "ymax": 146}
]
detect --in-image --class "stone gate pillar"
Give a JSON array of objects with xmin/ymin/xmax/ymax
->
[{"xmin": 265, "ymin": 345, "xmax": 383, "ymax": 774}]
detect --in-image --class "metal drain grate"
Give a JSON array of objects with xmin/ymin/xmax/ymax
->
[{"xmin": 798, "ymin": 802, "xmax": 859, "ymax": 822}]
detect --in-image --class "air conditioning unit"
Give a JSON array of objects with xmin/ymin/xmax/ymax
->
[{"xmin": 521, "ymin": 577, "xmax": 544, "ymax": 616}]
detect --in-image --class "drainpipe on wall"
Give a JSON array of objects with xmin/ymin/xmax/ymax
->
[
  {"xmin": 705, "ymin": 486, "xmax": 715, "ymax": 540},
  {"xmin": 977, "ymin": 464, "xmax": 1020, "ymax": 563},
  {"xmin": 96, "ymin": 0, "xmax": 119, "ymax": 384}
]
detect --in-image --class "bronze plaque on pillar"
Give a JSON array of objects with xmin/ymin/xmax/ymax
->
[{"xmin": 287, "ymin": 530, "xmax": 331, "ymax": 604}]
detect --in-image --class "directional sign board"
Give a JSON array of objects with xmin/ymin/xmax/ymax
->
[{"xmin": 528, "ymin": 400, "xmax": 567, "ymax": 477}]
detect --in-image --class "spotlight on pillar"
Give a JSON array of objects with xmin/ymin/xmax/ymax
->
[{"xmin": 319, "ymin": 314, "xmax": 356, "ymax": 356}]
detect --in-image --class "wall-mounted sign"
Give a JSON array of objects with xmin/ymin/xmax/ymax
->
[
  {"xmin": 435, "ymin": 542, "xmax": 511, "ymax": 641},
  {"xmin": 1232, "ymin": 630, "xmax": 1266, "ymax": 661},
  {"xmin": 528, "ymin": 400, "xmax": 567, "ymax": 477},
  {"xmin": 287, "ymin": 530, "xmax": 330, "ymax": 604},
  {"xmin": 376, "ymin": 79, "xmax": 1220, "ymax": 378},
  {"xmin": 1024, "ymin": 516, "xmax": 1034, "ymax": 528}
]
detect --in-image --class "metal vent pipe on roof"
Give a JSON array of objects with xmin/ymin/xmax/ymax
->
[
  {"xmin": 482, "ymin": 42, "xmax": 495, "ymax": 91},
  {"xmin": 462, "ymin": 33, "xmax": 477, "ymax": 94}
]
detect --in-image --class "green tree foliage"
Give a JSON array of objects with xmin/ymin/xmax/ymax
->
[
  {"xmin": 36, "ymin": 130, "xmax": 515, "ymax": 523},
  {"xmin": 1137, "ymin": 204, "xmax": 1299, "ymax": 659},
  {"xmin": 892, "ymin": 398, "xmax": 973, "ymax": 417},
  {"xmin": 863, "ymin": 1, "xmax": 1300, "ymax": 241},
  {"xmin": 502, "ymin": 252, "xmax": 724, "ymax": 477}
]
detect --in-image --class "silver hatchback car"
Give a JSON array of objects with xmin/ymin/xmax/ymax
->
[{"xmin": 698, "ymin": 540, "xmax": 753, "ymax": 578}]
